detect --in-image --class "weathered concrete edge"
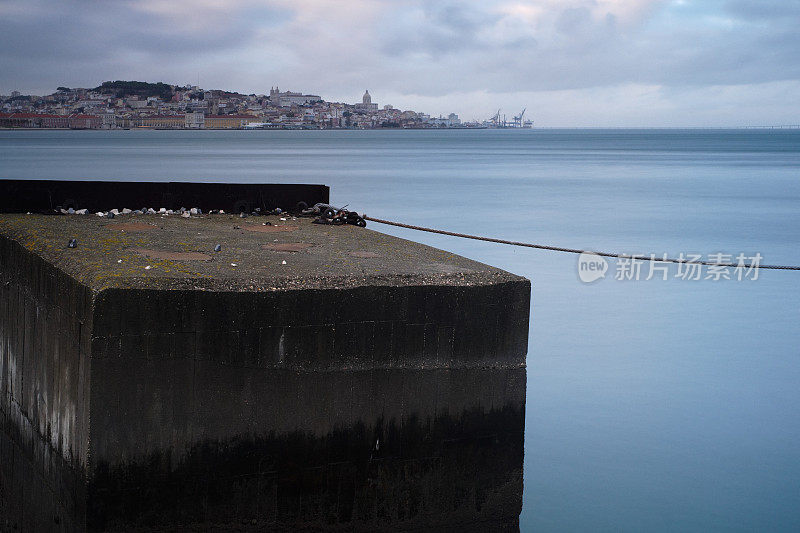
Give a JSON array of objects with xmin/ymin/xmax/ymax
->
[
  {"xmin": 0, "ymin": 233, "xmax": 94, "ymax": 531},
  {"xmin": 89, "ymin": 277, "xmax": 531, "ymax": 371},
  {"xmin": 84, "ymin": 276, "xmax": 530, "ymax": 487}
]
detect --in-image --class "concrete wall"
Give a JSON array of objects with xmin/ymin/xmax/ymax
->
[
  {"xmin": 88, "ymin": 282, "xmax": 528, "ymax": 463},
  {"xmin": 88, "ymin": 368, "xmax": 525, "ymax": 531},
  {"xmin": 0, "ymin": 236, "xmax": 92, "ymax": 531},
  {"xmin": 86, "ymin": 281, "xmax": 529, "ymax": 529},
  {"xmin": 0, "ymin": 180, "xmax": 329, "ymax": 214}
]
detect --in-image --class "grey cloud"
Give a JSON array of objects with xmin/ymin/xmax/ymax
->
[
  {"xmin": 725, "ymin": 0, "xmax": 800, "ymax": 20},
  {"xmin": 0, "ymin": 0, "xmax": 288, "ymax": 92},
  {"xmin": 1, "ymin": 0, "xmax": 800, "ymax": 126},
  {"xmin": 369, "ymin": 0, "xmax": 800, "ymax": 94},
  {"xmin": 379, "ymin": 2, "xmax": 500, "ymax": 57},
  {"xmin": 556, "ymin": 7, "xmax": 593, "ymax": 34}
]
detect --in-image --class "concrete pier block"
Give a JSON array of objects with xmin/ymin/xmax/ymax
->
[{"xmin": 0, "ymin": 207, "xmax": 529, "ymax": 531}]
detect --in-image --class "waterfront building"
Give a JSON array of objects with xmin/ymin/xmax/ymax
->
[
  {"xmin": 204, "ymin": 114, "xmax": 260, "ymax": 129},
  {"xmin": 185, "ymin": 111, "xmax": 205, "ymax": 129},
  {"xmin": 100, "ymin": 113, "xmax": 116, "ymax": 129},
  {"xmin": 68, "ymin": 114, "xmax": 101, "ymax": 129},
  {"xmin": 139, "ymin": 115, "xmax": 185, "ymax": 128},
  {"xmin": 0, "ymin": 113, "xmax": 71, "ymax": 128}
]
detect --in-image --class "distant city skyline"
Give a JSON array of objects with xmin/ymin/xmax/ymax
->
[
  {"xmin": 1, "ymin": 81, "xmax": 478, "ymax": 130},
  {"xmin": 1, "ymin": 1, "xmax": 799, "ymax": 127}
]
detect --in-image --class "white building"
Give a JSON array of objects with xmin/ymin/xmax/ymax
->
[
  {"xmin": 355, "ymin": 90, "xmax": 378, "ymax": 113},
  {"xmin": 127, "ymin": 98, "xmax": 148, "ymax": 109},
  {"xmin": 427, "ymin": 114, "xmax": 461, "ymax": 127},
  {"xmin": 100, "ymin": 113, "xmax": 117, "ymax": 129},
  {"xmin": 269, "ymin": 87, "xmax": 321, "ymax": 107},
  {"xmin": 185, "ymin": 111, "xmax": 205, "ymax": 129}
]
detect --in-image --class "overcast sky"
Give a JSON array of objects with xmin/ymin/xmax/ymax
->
[{"xmin": 1, "ymin": 0, "xmax": 799, "ymax": 126}]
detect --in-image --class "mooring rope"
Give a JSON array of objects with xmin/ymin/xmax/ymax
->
[{"xmin": 362, "ymin": 215, "xmax": 800, "ymax": 271}]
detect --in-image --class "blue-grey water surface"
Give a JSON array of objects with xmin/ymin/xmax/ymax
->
[{"xmin": 2, "ymin": 129, "xmax": 799, "ymax": 531}]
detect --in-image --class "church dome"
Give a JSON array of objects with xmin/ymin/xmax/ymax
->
[{"xmin": 362, "ymin": 90, "xmax": 371, "ymax": 105}]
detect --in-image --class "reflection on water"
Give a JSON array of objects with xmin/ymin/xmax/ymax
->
[{"xmin": 89, "ymin": 368, "xmax": 526, "ymax": 531}]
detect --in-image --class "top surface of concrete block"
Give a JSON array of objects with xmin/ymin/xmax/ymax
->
[{"xmin": 0, "ymin": 214, "xmax": 526, "ymax": 292}]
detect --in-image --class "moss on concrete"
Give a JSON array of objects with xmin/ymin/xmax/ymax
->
[{"xmin": 0, "ymin": 214, "xmax": 524, "ymax": 293}]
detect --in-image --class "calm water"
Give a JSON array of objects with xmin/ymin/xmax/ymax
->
[{"xmin": 2, "ymin": 129, "xmax": 800, "ymax": 531}]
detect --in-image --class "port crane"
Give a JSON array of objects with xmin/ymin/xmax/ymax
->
[
  {"xmin": 484, "ymin": 108, "xmax": 533, "ymax": 128},
  {"xmin": 491, "ymin": 109, "xmax": 502, "ymax": 127},
  {"xmin": 512, "ymin": 108, "xmax": 526, "ymax": 128}
]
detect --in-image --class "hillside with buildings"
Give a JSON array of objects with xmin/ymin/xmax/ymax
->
[{"xmin": 0, "ymin": 82, "xmax": 467, "ymax": 130}]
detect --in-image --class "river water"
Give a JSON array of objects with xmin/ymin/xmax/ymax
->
[{"xmin": 2, "ymin": 128, "xmax": 799, "ymax": 531}]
